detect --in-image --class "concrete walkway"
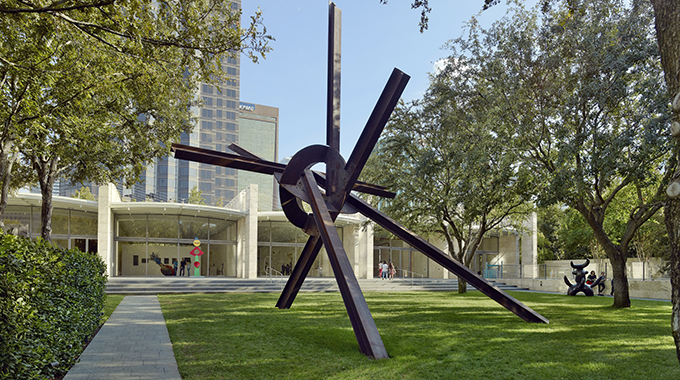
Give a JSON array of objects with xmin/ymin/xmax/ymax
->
[{"xmin": 64, "ymin": 296, "xmax": 181, "ymax": 380}]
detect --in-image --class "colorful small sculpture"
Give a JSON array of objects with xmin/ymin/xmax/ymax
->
[
  {"xmin": 190, "ymin": 238, "xmax": 204, "ymax": 277},
  {"xmin": 150, "ymin": 252, "xmax": 176, "ymax": 276},
  {"xmin": 564, "ymin": 259, "xmax": 603, "ymax": 296}
]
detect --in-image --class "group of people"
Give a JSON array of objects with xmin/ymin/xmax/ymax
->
[
  {"xmin": 586, "ymin": 270, "xmax": 613, "ymax": 296},
  {"xmin": 378, "ymin": 261, "xmax": 395, "ymax": 280},
  {"xmin": 178, "ymin": 258, "xmax": 191, "ymax": 276}
]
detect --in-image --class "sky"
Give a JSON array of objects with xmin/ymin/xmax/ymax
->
[{"xmin": 239, "ymin": 1, "xmax": 533, "ymax": 161}]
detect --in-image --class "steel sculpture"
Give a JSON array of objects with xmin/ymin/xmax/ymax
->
[
  {"xmin": 171, "ymin": 2, "xmax": 548, "ymax": 359},
  {"xmin": 564, "ymin": 259, "xmax": 604, "ymax": 296}
]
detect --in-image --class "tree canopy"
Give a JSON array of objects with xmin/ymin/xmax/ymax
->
[{"xmin": 0, "ymin": 1, "xmax": 272, "ymax": 239}]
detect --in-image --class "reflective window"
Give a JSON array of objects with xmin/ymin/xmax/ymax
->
[
  {"xmin": 179, "ymin": 216, "xmax": 209, "ymax": 240},
  {"xmin": 71, "ymin": 210, "xmax": 97, "ymax": 236},
  {"xmin": 148, "ymin": 215, "xmax": 178, "ymax": 239},
  {"xmin": 118, "ymin": 217, "xmax": 147, "ymax": 237}
]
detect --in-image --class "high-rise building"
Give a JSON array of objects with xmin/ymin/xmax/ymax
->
[
  {"xmin": 238, "ymin": 102, "xmax": 279, "ymax": 211},
  {"xmin": 54, "ymin": 1, "xmax": 278, "ymax": 208}
]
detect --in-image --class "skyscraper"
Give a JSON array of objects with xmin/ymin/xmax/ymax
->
[{"xmin": 57, "ymin": 1, "xmax": 278, "ymax": 208}]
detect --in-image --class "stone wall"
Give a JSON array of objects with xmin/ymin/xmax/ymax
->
[{"xmin": 500, "ymin": 277, "xmax": 672, "ymax": 300}]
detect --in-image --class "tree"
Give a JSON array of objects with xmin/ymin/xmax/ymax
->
[
  {"xmin": 443, "ymin": 0, "xmax": 672, "ymax": 308},
  {"xmin": 363, "ymin": 68, "xmax": 534, "ymax": 293},
  {"xmin": 650, "ymin": 0, "xmax": 680, "ymax": 364},
  {"xmin": 188, "ymin": 186, "xmax": 206, "ymax": 205},
  {"xmin": 0, "ymin": 1, "xmax": 272, "ymax": 240},
  {"xmin": 398, "ymin": 0, "xmax": 680, "ymax": 361},
  {"xmin": 72, "ymin": 186, "xmax": 96, "ymax": 201}
]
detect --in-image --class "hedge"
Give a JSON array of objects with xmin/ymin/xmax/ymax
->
[{"xmin": 0, "ymin": 233, "xmax": 107, "ymax": 379}]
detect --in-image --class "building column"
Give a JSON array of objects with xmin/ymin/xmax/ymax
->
[
  {"xmin": 521, "ymin": 212, "xmax": 538, "ymax": 278},
  {"xmin": 97, "ymin": 184, "xmax": 121, "ymax": 277},
  {"xmin": 359, "ymin": 221, "xmax": 374, "ymax": 279},
  {"xmin": 237, "ymin": 184, "xmax": 258, "ymax": 279}
]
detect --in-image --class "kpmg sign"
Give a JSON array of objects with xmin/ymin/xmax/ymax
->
[{"xmin": 239, "ymin": 102, "xmax": 256, "ymax": 112}]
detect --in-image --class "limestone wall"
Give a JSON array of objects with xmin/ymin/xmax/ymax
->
[{"xmin": 500, "ymin": 277, "xmax": 672, "ymax": 300}]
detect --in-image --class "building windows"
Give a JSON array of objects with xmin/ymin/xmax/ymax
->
[
  {"xmin": 227, "ymin": 67, "xmax": 237, "ymax": 76},
  {"xmin": 200, "ymin": 133, "xmax": 212, "ymax": 143},
  {"xmin": 225, "ymin": 179, "xmax": 235, "ymax": 187},
  {"xmin": 225, "ymin": 133, "xmax": 236, "ymax": 142},
  {"xmin": 226, "ymin": 100, "xmax": 237, "ymax": 109},
  {"xmin": 226, "ymin": 89, "xmax": 237, "ymax": 98},
  {"xmin": 226, "ymin": 123, "xmax": 236, "ymax": 131},
  {"xmin": 202, "ymin": 84, "xmax": 213, "ymax": 94},
  {"xmin": 216, "ymin": 167, "xmax": 221, "ymax": 175},
  {"xmin": 179, "ymin": 180, "xmax": 189, "ymax": 189},
  {"xmin": 199, "ymin": 182, "xmax": 212, "ymax": 191},
  {"xmin": 200, "ymin": 170, "xmax": 212, "ymax": 179},
  {"xmin": 216, "ymin": 98, "xmax": 223, "ymax": 107},
  {"xmin": 226, "ymin": 112, "xmax": 236, "ymax": 120},
  {"xmin": 201, "ymin": 121, "xmax": 212, "ymax": 130},
  {"xmin": 227, "ymin": 57, "xmax": 237, "ymax": 64},
  {"xmin": 226, "ymin": 79, "xmax": 237, "ymax": 87},
  {"xmin": 203, "ymin": 96, "xmax": 213, "ymax": 106},
  {"xmin": 216, "ymin": 143, "xmax": 222, "ymax": 151},
  {"xmin": 216, "ymin": 110, "xmax": 222, "ymax": 118},
  {"xmin": 201, "ymin": 109, "xmax": 213, "ymax": 118}
]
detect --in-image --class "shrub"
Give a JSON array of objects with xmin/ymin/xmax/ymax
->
[{"xmin": 0, "ymin": 233, "xmax": 107, "ymax": 379}]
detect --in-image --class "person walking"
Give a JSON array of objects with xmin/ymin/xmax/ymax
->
[
  {"xmin": 382, "ymin": 261, "xmax": 389, "ymax": 280},
  {"xmin": 388, "ymin": 262, "xmax": 395, "ymax": 280},
  {"xmin": 179, "ymin": 258, "xmax": 186, "ymax": 277}
]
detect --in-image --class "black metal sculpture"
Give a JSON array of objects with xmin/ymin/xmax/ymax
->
[
  {"xmin": 171, "ymin": 2, "xmax": 548, "ymax": 359},
  {"xmin": 564, "ymin": 259, "xmax": 603, "ymax": 296}
]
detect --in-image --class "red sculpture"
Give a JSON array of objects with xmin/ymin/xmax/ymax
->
[{"xmin": 150, "ymin": 252, "xmax": 176, "ymax": 276}]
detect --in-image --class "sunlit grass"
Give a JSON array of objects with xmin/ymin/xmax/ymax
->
[
  {"xmin": 159, "ymin": 291, "xmax": 679, "ymax": 380},
  {"xmin": 102, "ymin": 294, "xmax": 124, "ymax": 323}
]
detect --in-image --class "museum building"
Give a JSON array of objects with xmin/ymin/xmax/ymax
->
[{"xmin": 5, "ymin": 183, "xmax": 537, "ymax": 280}]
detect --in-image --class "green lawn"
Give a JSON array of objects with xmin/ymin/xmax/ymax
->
[
  {"xmin": 159, "ymin": 291, "xmax": 679, "ymax": 380},
  {"xmin": 103, "ymin": 294, "xmax": 124, "ymax": 323}
]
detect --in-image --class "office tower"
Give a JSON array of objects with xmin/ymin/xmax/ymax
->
[{"xmin": 238, "ymin": 102, "xmax": 279, "ymax": 211}]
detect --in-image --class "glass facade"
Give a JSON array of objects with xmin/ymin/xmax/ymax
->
[
  {"xmin": 374, "ymin": 233, "xmax": 430, "ymax": 279},
  {"xmin": 239, "ymin": 104, "xmax": 278, "ymax": 211},
  {"xmin": 115, "ymin": 214, "xmax": 237, "ymax": 277},
  {"xmin": 3, "ymin": 205, "xmax": 98, "ymax": 253},
  {"xmin": 257, "ymin": 221, "xmax": 340, "ymax": 278}
]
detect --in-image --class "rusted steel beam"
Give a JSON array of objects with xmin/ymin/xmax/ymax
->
[
  {"xmin": 275, "ymin": 235, "xmax": 323, "ymax": 309},
  {"xmin": 327, "ymin": 2, "xmax": 341, "ymax": 153},
  {"xmin": 302, "ymin": 169, "xmax": 389, "ymax": 359},
  {"xmin": 172, "ymin": 143, "xmax": 394, "ymax": 198},
  {"xmin": 343, "ymin": 68, "xmax": 410, "ymax": 193},
  {"xmin": 346, "ymin": 194, "xmax": 549, "ymax": 325},
  {"xmin": 171, "ymin": 143, "xmax": 285, "ymax": 175}
]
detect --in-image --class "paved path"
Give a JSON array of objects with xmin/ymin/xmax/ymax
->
[{"xmin": 64, "ymin": 296, "xmax": 181, "ymax": 380}]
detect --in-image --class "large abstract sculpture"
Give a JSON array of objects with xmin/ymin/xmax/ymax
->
[
  {"xmin": 171, "ymin": 3, "xmax": 548, "ymax": 359},
  {"xmin": 564, "ymin": 259, "xmax": 603, "ymax": 296}
]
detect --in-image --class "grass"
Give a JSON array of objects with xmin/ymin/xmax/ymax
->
[
  {"xmin": 159, "ymin": 291, "xmax": 680, "ymax": 380},
  {"xmin": 102, "ymin": 294, "xmax": 124, "ymax": 323}
]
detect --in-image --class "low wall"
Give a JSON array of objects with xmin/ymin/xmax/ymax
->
[{"xmin": 500, "ymin": 278, "xmax": 672, "ymax": 300}]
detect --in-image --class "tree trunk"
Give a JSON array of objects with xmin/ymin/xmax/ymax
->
[
  {"xmin": 577, "ymin": 205, "xmax": 632, "ymax": 308},
  {"xmin": 667, "ymin": 194, "xmax": 680, "ymax": 363},
  {"xmin": 458, "ymin": 277, "xmax": 467, "ymax": 294},
  {"xmin": 651, "ymin": 0, "xmax": 680, "ymax": 364},
  {"xmin": 609, "ymin": 252, "xmax": 631, "ymax": 308},
  {"xmin": 0, "ymin": 138, "xmax": 16, "ymax": 231},
  {"xmin": 34, "ymin": 157, "xmax": 58, "ymax": 241}
]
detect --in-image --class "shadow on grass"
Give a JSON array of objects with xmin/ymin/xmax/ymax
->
[{"xmin": 160, "ymin": 292, "xmax": 679, "ymax": 380}]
